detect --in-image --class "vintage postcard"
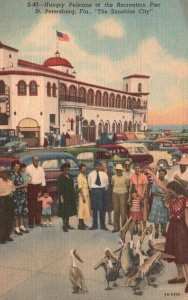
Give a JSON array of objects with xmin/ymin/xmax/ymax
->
[{"xmin": 0, "ymin": 0, "xmax": 188, "ymax": 299}]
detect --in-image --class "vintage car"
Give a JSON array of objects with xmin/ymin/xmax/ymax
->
[
  {"xmin": 123, "ymin": 139, "xmax": 182, "ymax": 162},
  {"xmin": 156, "ymin": 137, "xmax": 188, "ymax": 154},
  {"xmin": 98, "ymin": 143, "xmax": 153, "ymax": 167},
  {"xmin": 0, "ymin": 136, "xmax": 28, "ymax": 152},
  {"xmin": 63, "ymin": 147, "xmax": 111, "ymax": 167},
  {"xmin": 122, "ymin": 142, "xmax": 175, "ymax": 168}
]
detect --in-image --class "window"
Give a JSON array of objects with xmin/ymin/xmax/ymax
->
[
  {"xmin": 103, "ymin": 92, "xmax": 108, "ymax": 107},
  {"xmin": 87, "ymin": 89, "xmax": 94, "ymax": 106},
  {"xmin": 78, "ymin": 87, "xmax": 86, "ymax": 103},
  {"xmin": 95, "ymin": 90, "xmax": 101, "ymax": 106},
  {"xmin": 109, "ymin": 93, "xmax": 115, "ymax": 108},
  {"xmin": 52, "ymin": 83, "xmax": 57, "ymax": 97},
  {"xmin": 42, "ymin": 159, "xmax": 58, "ymax": 169},
  {"xmin": 138, "ymin": 83, "xmax": 142, "ymax": 92},
  {"xmin": 18, "ymin": 80, "xmax": 27, "ymax": 95},
  {"xmin": 126, "ymin": 83, "xmax": 128, "ymax": 92},
  {"xmin": 69, "ymin": 85, "xmax": 77, "ymax": 101},
  {"xmin": 29, "ymin": 81, "xmax": 37, "ymax": 95},
  {"xmin": 0, "ymin": 81, "xmax": 5, "ymax": 95},
  {"xmin": 65, "ymin": 158, "xmax": 78, "ymax": 168},
  {"xmin": 47, "ymin": 82, "xmax": 51, "ymax": 96},
  {"xmin": 76, "ymin": 152, "xmax": 94, "ymax": 160},
  {"xmin": 122, "ymin": 96, "xmax": 126, "ymax": 108},
  {"xmin": 59, "ymin": 83, "xmax": 66, "ymax": 100},
  {"xmin": 116, "ymin": 95, "xmax": 121, "ymax": 108},
  {"xmin": 50, "ymin": 114, "xmax": 55, "ymax": 124}
]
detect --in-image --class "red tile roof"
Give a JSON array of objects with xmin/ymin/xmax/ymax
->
[
  {"xmin": 43, "ymin": 57, "xmax": 73, "ymax": 68},
  {"xmin": 18, "ymin": 59, "xmax": 75, "ymax": 78}
]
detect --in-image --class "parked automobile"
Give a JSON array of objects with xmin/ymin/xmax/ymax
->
[
  {"xmin": 123, "ymin": 139, "xmax": 182, "ymax": 162},
  {"xmin": 15, "ymin": 150, "xmax": 81, "ymax": 215},
  {"xmin": 0, "ymin": 136, "xmax": 28, "ymax": 152},
  {"xmin": 156, "ymin": 137, "xmax": 188, "ymax": 154},
  {"xmin": 0, "ymin": 155, "xmax": 18, "ymax": 169},
  {"xmin": 63, "ymin": 147, "xmax": 111, "ymax": 167},
  {"xmin": 121, "ymin": 141, "xmax": 174, "ymax": 168},
  {"xmin": 98, "ymin": 143, "xmax": 153, "ymax": 167}
]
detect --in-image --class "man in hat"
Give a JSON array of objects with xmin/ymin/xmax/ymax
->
[
  {"xmin": 0, "ymin": 166, "xmax": 15, "ymax": 244},
  {"xmin": 88, "ymin": 161, "xmax": 109, "ymax": 230},
  {"xmin": 173, "ymin": 156, "xmax": 188, "ymax": 188},
  {"xmin": 111, "ymin": 164, "xmax": 129, "ymax": 233}
]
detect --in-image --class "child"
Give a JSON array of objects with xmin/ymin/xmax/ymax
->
[
  {"xmin": 20, "ymin": 163, "xmax": 32, "ymax": 186},
  {"xmin": 38, "ymin": 192, "xmax": 53, "ymax": 227},
  {"xmin": 129, "ymin": 186, "xmax": 143, "ymax": 235}
]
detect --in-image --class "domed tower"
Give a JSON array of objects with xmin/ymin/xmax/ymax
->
[{"xmin": 43, "ymin": 51, "xmax": 74, "ymax": 75}]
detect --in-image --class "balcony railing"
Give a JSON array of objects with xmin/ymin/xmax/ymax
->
[{"xmin": 59, "ymin": 95, "xmax": 86, "ymax": 103}]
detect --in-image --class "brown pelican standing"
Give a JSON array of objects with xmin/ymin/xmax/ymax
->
[
  {"xmin": 69, "ymin": 249, "xmax": 88, "ymax": 293},
  {"xmin": 94, "ymin": 248, "xmax": 119, "ymax": 290}
]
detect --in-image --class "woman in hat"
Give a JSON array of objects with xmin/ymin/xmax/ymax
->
[
  {"xmin": 111, "ymin": 164, "xmax": 129, "ymax": 232},
  {"xmin": 145, "ymin": 167, "xmax": 188, "ymax": 294},
  {"xmin": 0, "ymin": 166, "xmax": 15, "ymax": 244}
]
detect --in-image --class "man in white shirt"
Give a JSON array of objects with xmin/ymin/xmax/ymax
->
[
  {"xmin": 26, "ymin": 155, "xmax": 46, "ymax": 227},
  {"xmin": 88, "ymin": 161, "xmax": 109, "ymax": 230},
  {"xmin": 173, "ymin": 157, "xmax": 188, "ymax": 189}
]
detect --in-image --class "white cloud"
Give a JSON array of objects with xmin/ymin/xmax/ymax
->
[{"xmin": 93, "ymin": 18, "xmax": 124, "ymax": 39}]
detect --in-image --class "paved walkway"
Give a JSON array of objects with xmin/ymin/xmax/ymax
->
[{"xmin": 0, "ymin": 216, "xmax": 186, "ymax": 300}]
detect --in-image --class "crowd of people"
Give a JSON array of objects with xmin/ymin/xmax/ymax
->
[{"xmin": 0, "ymin": 154, "xmax": 188, "ymax": 293}]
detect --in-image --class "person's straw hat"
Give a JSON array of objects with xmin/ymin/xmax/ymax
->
[
  {"xmin": 0, "ymin": 166, "xmax": 7, "ymax": 173},
  {"xmin": 115, "ymin": 164, "xmax": 123, "ymax": 170},
  {"xmin": 178, "ymin": 157, "xmax": 188, "ymax": 165}
]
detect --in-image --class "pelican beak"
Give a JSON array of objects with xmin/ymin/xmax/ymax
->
[
  {"xmin": 73, "ymin": 250, "xmax": 84, "ymax": 263},
  {"xmin": 105, "ymin": 249, "xmax": 118, "ymax": 261}
]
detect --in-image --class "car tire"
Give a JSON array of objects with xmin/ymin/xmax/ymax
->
[{"xmin": 157, "ymin": 159, "xmax": 168, "ymax": 169}]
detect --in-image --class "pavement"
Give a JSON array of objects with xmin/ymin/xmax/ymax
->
[{"xmin": 0, "ymin": 215, "xmax": 187, "ymax": 300}]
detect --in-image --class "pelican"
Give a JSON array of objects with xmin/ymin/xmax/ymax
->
[
  {"xmin": 69, "ymin": 249, "xmax": 88, "ymax": 293},
  {"xmin": 94, "ymin": 248, "xmax": 120, "ymax": 290}
]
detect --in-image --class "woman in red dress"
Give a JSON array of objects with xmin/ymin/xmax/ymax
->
[{"xmin": 145, "ymin": 168, "xmax": 188, "ymax": 294}]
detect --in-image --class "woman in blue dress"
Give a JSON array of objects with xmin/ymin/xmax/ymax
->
[
  {"xmin": 9, "ymin": 160, "xmax": 29, "ymax": 235},
  {"xmin": 148, "ymin": 168, "xmax": 169, "ymax": 238}
]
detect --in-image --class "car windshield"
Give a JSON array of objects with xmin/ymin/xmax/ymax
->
[
  {"xmin": 76, "ymin": 152, "xmax": 94, "ymax": 160},
  {"xmin": 126, "ymin": 146, "xmax": 148, "ymax": 154}
]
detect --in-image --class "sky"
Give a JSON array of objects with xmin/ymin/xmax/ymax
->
[{"xmin": 0, "ymin": 0, "xmax": 188, "ymax": 126}]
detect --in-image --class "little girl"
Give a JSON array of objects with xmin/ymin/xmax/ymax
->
[
  {"xmin": 129, "ymin": 186, "xmax": 143, "ymax": 236},
  {"xmin": 38, "ymin": 192, "xmax": 53, "ymax": 227}
]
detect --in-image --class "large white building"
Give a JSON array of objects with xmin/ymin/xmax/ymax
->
[{"xmin": 0, "ymin": 41, "xmax": 149, "ymax": 146}]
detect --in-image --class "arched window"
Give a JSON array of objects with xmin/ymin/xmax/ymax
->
[
  {"xmin": 29, "ymin": 81, "xmax": 37, "ymax": 96},
  {"xmin": 69, "ymin": 85, "xmax": 77, "ymax": 101},
  {"xmin": 47, "ymin": 82, "xmax": 51, "ymax": 97},
  {"xmin": 82, "ymin": 119, "xmax": 88, "ymax": 142},
  {"xmin": 127, "ymin": 97, "xmax": 132, "ymax": 109},
  {"xmin": 18, "ymin": 80, "xmax": 27, "ymax": 95},
  {"xmin": 138, "ymin": 83, "xmax": 142, "ymax": 92},
  {"xmin": 98, "ymin": 122, "xmax": 103, "ymax": 137},
  {"xmin": 122, "ymin": 96, "xmax": 126, "ymax": 109},
  {"xmin": 112, "ymin": 121, "xmax": 116, "ymax": 133},
  {"xmin": 126, "ymin": 83, "xmax": 128, "ymax": 92},
  {"xmin": 89, "ymin": 120, "xmax": 95, "ymax": 142},
  {"xmin": 78, "ymin": 87, "xmax": 86, "ymax": 103},
  {"xmin": 95, "ymin": 90, "xmax": 101, "ymax": 106},
  {"xmin": 109, "ymin": 93, "xmax": 115, "ymax": 108},
  {"xmin": 137, "ymin": 98, "xmax": 141, "ymax": 108},
  {"xmin": 132, "ymin": 98, "xmax": 137, "ymax": 109},
  {"xmin": 124, "ymin": 121, "xmax": 128, "ymax": 131},
  {"xmin": 0, "ymin": 80, "xmax": 5, "ymax": 95},
  {"xmin": 117, "ymin": 121, "xmax": 122, "ymax": 133},
  {"xmin": 104, "ymin": 121, "xmax": 110, "ymax": 132},
  {"xmin": 87, "ymin": 89, "xmax": 94, "ymax": 106},
  {"xmin": 59, "ymin": 83, "xmax": 67, "ymax": 100},
  {"xmin": 103, "ymin": 92, "xmax": 108, "ymax": 107},
  {"xmin": 128, "ymin": 121, "xmax": 132, "ymax": 132},
  {"xmin": 52, "ymin": 83, "xmax": 57, "ymax": 97},
  {"xmin": 116, "ymin": 94, "xmax": 121, "ymax": 108}
]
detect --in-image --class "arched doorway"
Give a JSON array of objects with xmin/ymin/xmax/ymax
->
[
  {"xmin": 18, "ymin": 118, "xmax": 40, "ymax": 147},
  {"xmin": 112, "ymin": 121, "xmax": 117, "ymax": 133},
  {"xmin": 128, "ymin": 121, "xmax": 132, "ymax": 132},
  {"xmin": 104, "ymin": 121, "xmax": 110, "ymax": 133},
  {"xmin": 89, "ymin": 120, "xmax": 96, "ymax": 142},
  {"xmin": 117, "ymin": 121, "xmax": 122, "ymax": 133},
  {"xmin": 82, "ymin": 119, "xmax": 88, "ymax": 143},
  {"xmin": 98, "ymin": 121, "xmax": 103, "ymax": 138},
  {"xmin": 124, "ymin": 121, "xmax": 128, "ymax": 131}
]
